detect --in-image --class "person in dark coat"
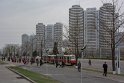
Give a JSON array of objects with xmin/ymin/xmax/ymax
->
[
  {"xmin": 103, "ymin": 62, "xmax": 108, "ymax": 76},
  {"xmin": 40, "ymin": 58, "xmax": 43, "ymax": 66},
  {"xmin": 30, "ymin": 57, "xmax": 34, "ymax": 65},
  {"xmin": 88, "ymin": 59, "xmax": 91, "ymax": 66},
  {"xmin": 55, "ymin": 61, "xmax": 58, "ymax": 68},
  {"xmin": 36, "ymin": 58, "xmax": 39, "ymax": 66},
  {"xmin": 61, "ymin": 61, "xmax": 65, "ymax": 68},
  {"xmin": 78, "ymin": 61, "xmax": 81, "ymax": 72}
]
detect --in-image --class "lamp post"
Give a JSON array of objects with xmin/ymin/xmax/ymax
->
[
  {"xmin": 80, "ymin": 45, "xmax": 86, "ymax": 83},
  {"xmin": 81, "ymin": 50, "xmax": 83, "ymax": 83},
  {"xmin": 115, "ymin": 45, "xmax": 120, "ymax": 74},
  {"xmin": 116, "ymin": 28, "xmax": 120, "ymax": 74},
  {"xmin": 116, "ymin": 46, "xmax": 120, "ymax": 74},
  {"xmin": 45, "ymin": 49, "xmax": 49, "ymax": 75}
]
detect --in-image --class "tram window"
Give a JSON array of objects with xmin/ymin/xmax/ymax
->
[{"xmin": 71, "ymin": 56, "xmax": 75, "ymax": 59}]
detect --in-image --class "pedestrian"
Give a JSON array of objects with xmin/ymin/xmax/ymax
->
[
  {"xmin": 36, "ymin": 58, "xmax": 39, "ymax": 66},
  {"xmin": 59, "ymin": 61, "xmax": 62, "ymax": 68},
  {"xmin": 30, "ymin": 57, "xmax": 34, "ymax": 65},
  {"xmin": 3, "ymin": 56, "xmax": 5, "ymax": 61},
  {"xmin": 88, "ymin": 59, "xmax": 91, "ymax": 66},
  {"xmin": 77, "ymin": 61, "xmax": 81, "ymax": 72},
  {"xmin": 61, "ymin": 61, "xmax": 65, "ymax": 68},
  {"xmin": 40, "ymin": 58, "xmax": 43, "ymax": 66},
  {"xmin": 2, "ymin": 56, "xmax": 4, "ymax": 61},
  {"xmin": 103, "ymin": 62, "xmax": 108, "ymax": 76},
  {"xmin": 8, "ymin": 57, "xmax": 10, "ymax": 61},
  {"xmin": 19, "ymin": 57, "xmax": 21, "ymax": 63},
  {"xmin": 55, "ymin": 60, "xmax": 58, "ymax": 68},
  {"xmin": 23, "ymin": 57, "xmax": 26, "ymax": 64}
]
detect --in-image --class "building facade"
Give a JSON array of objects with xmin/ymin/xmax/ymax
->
[
  {"xmin": 22, "ymin": 34, "xmax": 29, "ymax": 45},
  {"xmin": 54, "ymin": 23, "xmax": 63, "ymax": 53},
  {"xmin": 45, "ymin": 24, "xmax": 54, "ymax": 51},
  {"xmin": 69, "ymin": 5, "xmax": 84, "ymax": 55},
  {"xmin": 36, "ymin": 23, "xmax": 45, "ymax": 56},
  {"xmin": 99, "ymin": 3, "xmax": 114, "ymax": 57},
  {"xmin": 21, "ymin": 34, "xmax": 30, "ymax": 56},
  {"xmin": 84, "ymin": 8, "xmax": 99, "ymax": 57},
  {"xmin": 29, "ymin": 35, "xmax": 37, "ymax": 55}
]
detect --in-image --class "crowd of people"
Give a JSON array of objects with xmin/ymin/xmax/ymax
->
[
  {"xmin": 1, "ymin": 56, "xmax": 36, "ymax": 65},
  {"xmin": 55, "ymin": 60, "xmax": 65, "ymax": 68},
  {"xmin": 1, "ymin": 55, "xmax": 65, "ymax": 68}
]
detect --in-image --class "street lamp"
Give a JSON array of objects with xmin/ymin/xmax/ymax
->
[
  {"xmin": 80, "ymin": 45, "xmax": 86, "ymax": 83},
  {"xmin": 115, "ymin": 26, "xmax": 121, "ymax": 74},
  {"xmin": 116, "ymin": 46, "xmax": 120, "ymax": 74}
]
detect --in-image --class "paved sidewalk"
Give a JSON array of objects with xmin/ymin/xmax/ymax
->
[
  {"xmin": 81, "ymin": 59, "xmax": 124, "ymax": 74},
  {"xmin": 4, "ymin": 61, "xmax": 124, "ymax": 83},
  {"xmin": 83, "ymin": 69, "xmax": 124, "ymax": 83},
  {"xmin": 22, "ymin": 64, "xmax": 124, "ymax": 83},
  {"xmin": 0, "ymin": 64, "xmax": 30, "ymax": 83}
]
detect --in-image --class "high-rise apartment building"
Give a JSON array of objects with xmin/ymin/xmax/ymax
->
[
  {"xmin": 22, "ymin": 34, "xmax": 29, "ymax": 45},
  {"xmin": 84, "ymin": 8, "xmax": 99, "ymax": 57},
  {"xmin": 22, "ymin": 34, "xmax": 38, "ymax": 56},
  {"xmin": 69, "ymin": 5, "xmax": 84, "ymax": 54},
  {"xmin": 29, "ymin": 35, "xmax": 37, "ymax": 52},
  {"xmin": 21, "ymin": 34, "xmax": 30, "ymax": 56},
  {"xmin": 99, "ymin": 3, "xmax": 114, "ymax": 57},
  {"xmin": 36, "ymin": 23, "xmax": 45, "ymax": 56},
  {"xmin": 54, "ymin": 22, "xmax": 63, "ymax": 53},
  {"xmin": 45, "ymin": 24, "xmax": 54, "ymax": 50}
]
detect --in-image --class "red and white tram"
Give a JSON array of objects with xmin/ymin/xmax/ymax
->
[{"xmin": 42, "ymin": 54, "xmax": 76, "ymax": 65}]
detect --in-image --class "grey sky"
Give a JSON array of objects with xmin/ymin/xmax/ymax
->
[{"xmin": 0, "ymin": 0, "xmax": 119, "ymax": 49}]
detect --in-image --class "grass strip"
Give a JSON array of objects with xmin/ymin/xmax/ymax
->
[{"xmin": 9, "ymin": 66, "xmax": 61, "ymax": 83}]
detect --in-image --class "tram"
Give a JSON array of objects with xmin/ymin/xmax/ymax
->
[{"xmin": 42, "ymin": 54, "xmax": 76, "ymax": 65}]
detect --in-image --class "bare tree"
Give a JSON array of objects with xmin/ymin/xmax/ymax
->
[
  {"xmin": 53, "ymin": 42, "xmax": 59, "ymax": 64},
  {"xmin": 100, "ymin": 0, "xmax": 124, "ymax": 73},
  {"xmin": 3, "ymin": 44, "xmax": 20, "ymax": 57},
  {"xmin": 63, "ymin": 13, "xmax": 84, "ymax": 64},
  {"xmin": 21, "ymin": 41, "xmax": 31, "ymax": 56}
]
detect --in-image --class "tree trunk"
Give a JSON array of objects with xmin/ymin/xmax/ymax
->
[
  {"xmin": 112, "ymin": 28, "xmax": 116, "ymax": 74},
  {"xmin": 112, "ymin": 47, "xmax": 116, "ymax": 74}
]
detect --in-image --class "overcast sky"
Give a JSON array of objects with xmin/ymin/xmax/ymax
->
[{"xmin": 0, "ymin": 0, "xmax": 122, "ymax": 49}]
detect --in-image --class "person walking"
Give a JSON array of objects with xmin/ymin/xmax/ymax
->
[
  {"xmin": 78, "ymin": 61, "xmax": 81, "ymax": 72},
  {"xmin": 61, "ymin": 61, "xmax": 65, "ymax": 68},
  {"xmin": 88, "ymin": 59, "xmax": 91, "ymax": 66},
  {"xmin": 36, "ymin": 58, "xmax": 39, "ymax": 66},
  {"xmin": 103, "ymin": 62, "xmax": 108, "ymax": 76},
  {"xmin": 55, "ymin": 61, "xmax": 58, "ymax": 68},
  {"xmin": 40, "ymin": 58, "xmax": 43, "ymax": 66}
]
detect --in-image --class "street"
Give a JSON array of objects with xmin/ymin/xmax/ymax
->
[
  {"xmin": 21, "ymin": 63, "xmax": 124, "ymax": 83},
  {"xmin": 0, "ymin": 65, "xmax": 30, "ymax": 83}
]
